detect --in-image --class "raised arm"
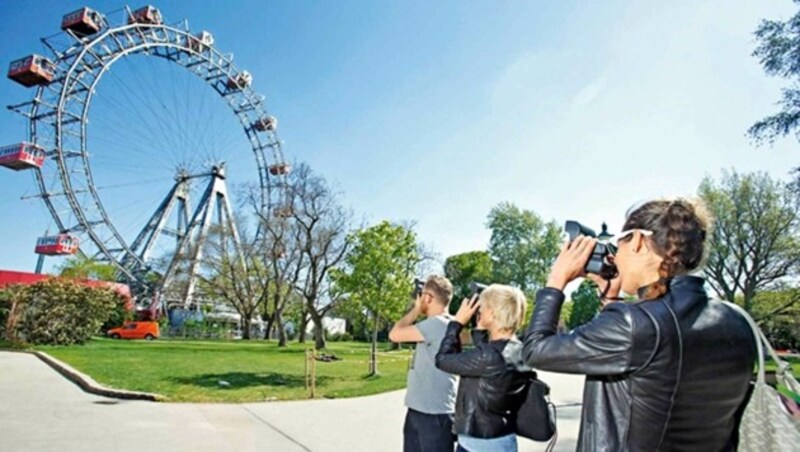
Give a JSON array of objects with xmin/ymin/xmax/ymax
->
[
  {"xmin": 521, "ymin": 287, "xmax": 657, "ymax": 375},
  {"xmin": 389, "ymin": 296, "xmax": 425, "ymax": 343},
  {"xmin": 435, "ymin": 321, "xmax": 505, "ymax": 378}
]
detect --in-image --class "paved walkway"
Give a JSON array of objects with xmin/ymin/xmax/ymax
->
[{"xmin": 0, "ymin": 352, "xmax": 583, "ymax": 451}]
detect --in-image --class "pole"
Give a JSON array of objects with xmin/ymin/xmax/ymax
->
[
  {"xmin": 310, "ymin": 349, "xmax": 316, "ymax": 399},
  {"xmin": 305, "ymin": 349, "xmax": 310, "ymax": 392},
  {"xmin": 34, "ymin": 254, "xmax": 45, "ymax": 274}
]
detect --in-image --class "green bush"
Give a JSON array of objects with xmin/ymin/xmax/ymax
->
[
  {"xmin": 761, "ymin": 316, "xmax": 800, "ymax": 351},
  {"xmin": 747, "ymin": 291, "xmax": 800, "ymax": 351},
  {"xmin": 0, "ymin": 285, "xmax": 29, "ymax": 342},
  {"xmin": 15, "ymin": 279, "xmax": 122, "ymax": 345},
  {"xmin": 328, "ymin": 331, "xmax": 353, "ymax": 342},
  {"xmin": 567, "ymin": 280, "xmax": 600, "ymax": 330},
  {"xmin": 0, "ymin": 298, "xmax": 7, "ymax": 337},
  {"xmin": 101, "ymin": 295, "xmax": 134, "ymax": 333}
]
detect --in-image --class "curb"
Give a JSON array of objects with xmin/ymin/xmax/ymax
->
[{"xmin": 32, "ymin": 351, "xmax": 166, "ymax": 402}]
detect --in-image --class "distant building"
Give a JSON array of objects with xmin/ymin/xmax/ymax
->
[{"xmin": 306, "ymin": 316, "xmax": 346, "ymax": 336}]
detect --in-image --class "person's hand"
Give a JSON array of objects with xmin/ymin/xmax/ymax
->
[
  {"xmin": 546, "ymin": 236, "xmax": 597, "ymax": 290},
  {"xmin": 586, "ymin": 273, "xmax": 622, "ymax": 300},
  {"xmin": 455, "ymin": 295, "xmax": 480, "ymax": 326},
  {"xmin": 411, "ymin": 293, "xmax": 424, "ymax": 316}
]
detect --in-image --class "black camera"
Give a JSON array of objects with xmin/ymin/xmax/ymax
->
[
  {"xmin": 469, "ymin": 282, "xmax": 487, "ymax": 298},
  {"xmin": 411, "ymin": 277, "xmax": 425, "ymax": 298},
  {"xmin": 466, "ymin": 282, "xmax": 487, "ymax": 327},
  {"xmin": 564, "ymin": 220, "xmax": 618, "ymax": 280}
]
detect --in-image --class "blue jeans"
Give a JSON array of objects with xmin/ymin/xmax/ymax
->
[
  {"xmin": 457, "ymin": 433, "xmax": 518, "ymax": 452},
  {"xmin": 403, "ymin": 408, "xmax": 455, "ymax": 452}
]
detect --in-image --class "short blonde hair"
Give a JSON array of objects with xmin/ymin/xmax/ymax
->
[
  {"xmin": 480, "ymin": 284, "xmax": 527, "ymax": 331},
  {"xmin": 424, "ymin": 275, "xmax": 453, "ymax": 306}
]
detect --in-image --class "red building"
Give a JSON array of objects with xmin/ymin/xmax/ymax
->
[{"xmin": 0, "ymin": 269, "xmax": 133, "ymax": 309}]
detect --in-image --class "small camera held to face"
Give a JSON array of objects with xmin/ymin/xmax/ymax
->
[
  {"xmin": 411, "ymin": 277, "xmax": 425, "ymax": 298},
  {"xmin": 564, "ymin": 220, "xmax": 619, "ymax": 280},
  {"xmin": 469, "ymin": 282, "xmax": 487, "ymax": 299},
  {"xmin": 467, "ymin": 282, "xmax": 487, "ymax": 327}
]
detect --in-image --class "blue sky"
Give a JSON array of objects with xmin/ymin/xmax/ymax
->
[{"xmin": 0, "ymin": 0, "xmax": 798, "ymax": 274}]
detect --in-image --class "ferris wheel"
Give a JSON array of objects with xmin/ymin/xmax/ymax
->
[{"xmin": 3, "ymin": 5, "xmax": 291, "ymax": 306}]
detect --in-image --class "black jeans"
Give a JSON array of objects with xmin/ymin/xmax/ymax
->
[{"xmin": 403, "ymin": 408, "xmax": 455, "ymax": 452}]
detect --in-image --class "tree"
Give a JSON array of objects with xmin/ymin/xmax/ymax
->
[
  {"xmin": 567, "ymin": 280, "xmax": 600, "ymax": 330},
  {"xmin": 699, "ymin": 170, "xmax": 800, "ymax": 312},
  {"xmin": 444, "ymin": 250, "xmax": 493, "ymax": 314},
  {"xmin": 486, "ymin": 202, "xmax": 562, "ymax": 297},
  {"xmin": 58, "ymin": 256, "xmax": 117, "ymax": 281},
  {"xmin": 749, "ymin": 3, "xmax": 800, "ymax": 144},
  {"xmin": 290, "ymin": 164, "xmax": 351, "ymax": 350},
  {"xmin": 238, "ymin": 178, "xmax": 308, "ymax": 345},
  {"xmin": 197, "ymin": 225, "xmax": 272, "ymax": 340},
  {"xmin": 331, "ymin": 221, "xmax": 420, "ymax": 375},
  {"xmin": 259, "ymin": 207, "xmax": 305, "ymax": 347}
]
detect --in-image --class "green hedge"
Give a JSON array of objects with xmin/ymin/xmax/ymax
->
[{"xmin": 0, "ymin": 279, "xmax": 126, "ymax": 345}]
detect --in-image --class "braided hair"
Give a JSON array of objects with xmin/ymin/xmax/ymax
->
[{"xmin": 622, "ymin": 198, "xmax": 713, "ymax": 300}]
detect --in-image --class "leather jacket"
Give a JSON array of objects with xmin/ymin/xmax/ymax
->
[
  {"xmin": 522, "ymin": 276, "xmax": 756, "ymax": 452},
  {"xmin": 435, "ymin": 321, "xmax": 530, "ymax": 438}
]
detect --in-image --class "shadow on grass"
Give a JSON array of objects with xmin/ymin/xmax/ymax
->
[{"xmin": 170, "ymin": 372, "xmax": 331, "ymax": 389}]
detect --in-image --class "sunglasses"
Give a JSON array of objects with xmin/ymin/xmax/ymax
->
[{"xmin": 608, "ymin": 229, "xmax": 654, "ymax": 251}]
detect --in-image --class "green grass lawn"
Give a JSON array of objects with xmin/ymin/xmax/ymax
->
[
  {"xmin": 766, "ymin": 356, "xmax": 800, "ymax": 374},
  {"xmin": 35, "ymin": 338, "xmax": 412, "ymax": 403}
]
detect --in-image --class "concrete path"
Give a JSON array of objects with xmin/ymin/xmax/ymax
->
[{"xmin": 0, "ymin": 352, "xmax": 583, "ymax": 451}]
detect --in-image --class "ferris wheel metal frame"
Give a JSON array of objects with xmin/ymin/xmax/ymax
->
[{"xmin": 7, "ymin": 5, "xmax": 290, "ymax": 301}]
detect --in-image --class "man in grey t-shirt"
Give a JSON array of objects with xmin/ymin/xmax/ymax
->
[{"xmin": 390, "ymin": 275, "xmax": 458, "ymax": 452}]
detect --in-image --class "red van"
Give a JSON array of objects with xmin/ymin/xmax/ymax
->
[{"xmin": 107, "ymin": 321, "xmax": 159, "ymax": 340}]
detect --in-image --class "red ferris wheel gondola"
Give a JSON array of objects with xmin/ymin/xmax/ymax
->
[
  {"xmin": 34, "ymin": 234, "xmax": 79, "ymax": 256},
  {"xmin": 61, "ymin": 7, "xmax": 104, "ymax": 37},
  {"xmin": 0, "ymin": 142, "xmax": 45, "ymax": 171},
  {"xmin": 7, "ymin": 55, "xmax": 55, "ymax": 87},
  {"xmin": 128, "ymin": 5, "xmax": 163, "ymax": 25}
]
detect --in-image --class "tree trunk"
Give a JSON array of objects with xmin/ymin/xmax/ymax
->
[
  {"xmin": 264, "ymin": 313, "xmax": 276, "ymax": 340},
  {"xmin": 261, "ymin": 312, "xmax": 271, "ymax": 339},
  {"xmin": 744, "ymin": 287, "xmax": 756, "ymax": 313},
  {"xmin": 242, "ymin": 316, "xmax": 252, "ymax": 340},
  {"xmin": 314, "ymin": 325, "xmax": 326, "ymax": 350},
  {"xmin": 276, "ymin": 310, "xmax": 288, "ymax": 347},
  {"xmin": 369, "ymin": 314, "xmax": 379, "ymax": 376},
  {"xmin": 310, "ymin": 310, "xmax": 326, "ymax": 350},
  {"xmin": 298, "ymin": 312, "xmax": 309, "ymax": 343}
]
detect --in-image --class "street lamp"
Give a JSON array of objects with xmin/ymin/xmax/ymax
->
[{"xmin": 598, "ymin": 222, "xmax": 613, "ymax": 242}]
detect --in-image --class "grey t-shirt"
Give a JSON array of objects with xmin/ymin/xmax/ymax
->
[{"xmin": 404, "ymin": 314, "xmax": 458, "ymax": 414}]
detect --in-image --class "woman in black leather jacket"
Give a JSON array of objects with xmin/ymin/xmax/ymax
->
[
  {"xmin": 435, "ymin": 284, "xmax": 531, "ymax": 452},
  {"xmin": 523, "ymin": 199, "xmax": 756, "ymax": 452}
]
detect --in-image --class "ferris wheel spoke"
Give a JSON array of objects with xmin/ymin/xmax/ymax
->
[
  {"xmin": 86, "ymin": 111, "xmax": 173, "ymax": 162},
  {"xmin": 86, "ymin": 115, "xmax": 179, "ymax": 168},
  {"xmin": 102, "ymin": 65, "xmax": 185, "ymax": 163},
  {"xmin": 92, "ymin": 80, "xmax": 182, "ymax": 167}
]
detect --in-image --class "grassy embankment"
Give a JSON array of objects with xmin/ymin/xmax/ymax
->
[{"xmin": 34, "ymin": 338, "xmax": 412, "ymax": 403}]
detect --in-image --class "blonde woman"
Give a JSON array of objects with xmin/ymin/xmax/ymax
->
[{"xmin": 435, "ymin": 284, "xmax": 533, "ymax": 452}]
